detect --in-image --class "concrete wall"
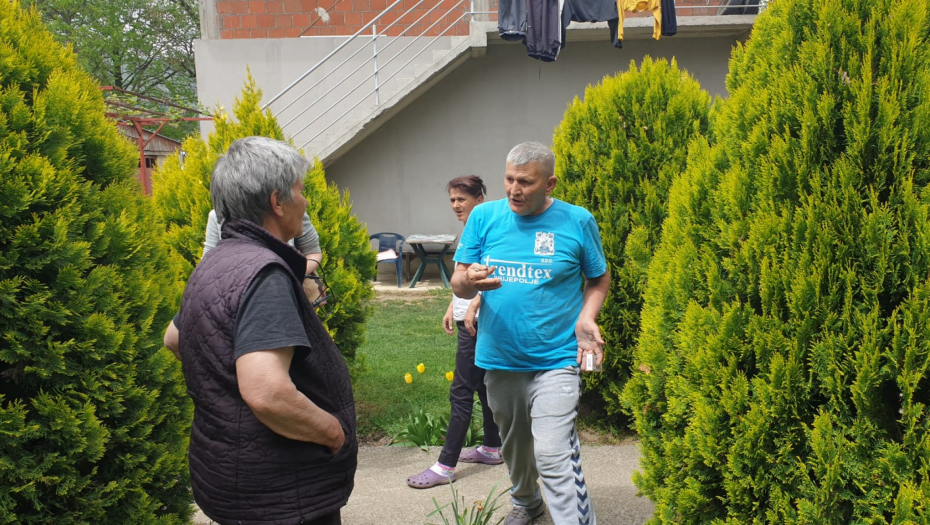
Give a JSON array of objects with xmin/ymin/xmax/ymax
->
[
  {"xmin": 195, "ymin": 35, "xmax": 460, "ymax": 144},
  {"xmin": 193, "ymin": 31, "xmax": 744, "ymax": 281},
  {"xmin": 325, "ymin": 36, "xmax": 740, "ymax": 240}
]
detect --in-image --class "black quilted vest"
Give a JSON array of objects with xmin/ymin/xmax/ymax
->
[{"xmin": 177, "ymin": 219, "xmax": 357, "ymax": 524}]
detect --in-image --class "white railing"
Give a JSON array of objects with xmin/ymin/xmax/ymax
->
[{"xmin": 264, "ymin": 0, "xmax": 479, "ymax": 151}]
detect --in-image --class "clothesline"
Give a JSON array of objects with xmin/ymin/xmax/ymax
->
[{"xmin": 496, "ymin": 0, "xmax": 679, "ymax": 61}]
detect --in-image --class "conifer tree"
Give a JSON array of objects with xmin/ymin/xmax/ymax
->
[
  {"xmin": 0, "ymin": 2, "xmax": 191, "ymax": 522},
  {"xmin": 152, "ymin": 76, "xmax": 376, "ymax": 361},
  {"xmin": 624, "ymin": 0, "xmax": 930, "ymax": 522},
  {"xmin": 552, "ymin": 58, "xmax": 711, "ymax": 425}
]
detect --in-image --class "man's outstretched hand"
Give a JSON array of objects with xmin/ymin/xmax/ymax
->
[{"xmin": 465, "ymin": 263, "xmax": 502, "ymax": 292}]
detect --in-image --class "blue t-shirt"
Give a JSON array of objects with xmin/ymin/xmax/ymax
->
[{"xmin": 454, "ymin": 198, "xmax": 607, "ymax": 371}]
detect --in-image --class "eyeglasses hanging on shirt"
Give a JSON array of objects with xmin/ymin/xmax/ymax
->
[{"xmin": 304, "ymin": 272, "xmax": 338, "ymax": 313}]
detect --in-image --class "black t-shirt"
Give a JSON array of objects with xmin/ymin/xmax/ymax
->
[{"xmin": 176, "ymin": 266, "xmax": 311, "ymax": 358}]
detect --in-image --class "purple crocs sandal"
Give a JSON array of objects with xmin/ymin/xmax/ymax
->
[
  {"xmin": 406, "ymin": 468, "xmax": 455, "ymax": 489},
  {"xmin": 459, "ymin": 447, "xmax": 504, "ymax": 465}
]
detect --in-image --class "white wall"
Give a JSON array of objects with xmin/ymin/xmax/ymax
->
[
  {"xmin": 194, "ymin": 32, "xmax": 743, "ymax": 241},
  {"xmin": 324, "ymin": 36, "xmax": 740, "ymax": 239},
  {"xmin": 194, "ymin": 35, "xmax": 459, "ymax": 146}
]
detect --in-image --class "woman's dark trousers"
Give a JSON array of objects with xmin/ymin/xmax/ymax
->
[{"xmin": 438, "ymin": 321, "xmax": 502, "ymax": 467}]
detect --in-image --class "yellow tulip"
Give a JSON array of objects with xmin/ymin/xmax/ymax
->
[
  {"xmin": 417, "ymin": 363, "xmax": 426, "ymax": 374},
  {"xmin": 404, "ymin": 373, "xmax": 413, "ymax": 384},
  {"xmin": 445, "ymin": 371, "xmax": 454, "ymax": 382}
]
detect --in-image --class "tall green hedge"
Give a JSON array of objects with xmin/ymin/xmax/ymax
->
[
  {"xmin": 552, "ymin": 58, "xmax": 711, "ymax": 425},
  {"xmin": 0, "ymin": 2, "xmax": 192, "ymax": 522},
  {"xmin": 152, "ymin": 76, "xmax": 376, "ymax": 361},
  {"xmin": 624, "ymin": 0, "xmax": 930, "ymax": 522}
]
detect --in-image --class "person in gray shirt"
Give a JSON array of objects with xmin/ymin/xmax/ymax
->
[{"xmin": 204, "ymin": 209, "xmax": 324, "ymax": 303}]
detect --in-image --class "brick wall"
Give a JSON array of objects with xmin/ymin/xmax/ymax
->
[
  {"xmin": 216, "ymin": 0, "xmax": 471, "ymax": 39},
  {"xmin": 670, "ymin": 0, "xmax": 736, "ymax": 17},
  {"xmin": 215, "ymin": 0, "xmax": 741, "ymax": 39}
]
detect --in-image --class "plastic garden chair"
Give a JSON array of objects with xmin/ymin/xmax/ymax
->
[{"xmin": 369, "ymin": 232, "xmax": 406, "ymax": 288}]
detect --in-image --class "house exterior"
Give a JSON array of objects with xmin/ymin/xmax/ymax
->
[
  {"xmin": 117, "ymin": 124, "xmax": 183, "ymax": 195},
  {"xmin": 194, "ymin": 0, "xmax": 756, "ymax": 243}
]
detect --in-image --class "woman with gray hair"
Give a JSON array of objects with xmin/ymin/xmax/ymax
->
[
  {"xmin": 164, "ymin": 136, "xmax": 356, "ymax": 525},
  {"xmin": 203, "ymin": 149, "xmax": 325, "ymax": 304}
]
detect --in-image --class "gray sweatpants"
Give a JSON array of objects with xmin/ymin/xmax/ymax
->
[{"xmin": 485, "ymin": 367, "xmax": 595, "ymax": 525}]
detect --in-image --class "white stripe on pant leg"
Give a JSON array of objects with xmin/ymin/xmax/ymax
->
[{"xmin": 570, "ymin": 427, "xmax": 595, "ymax": 525}]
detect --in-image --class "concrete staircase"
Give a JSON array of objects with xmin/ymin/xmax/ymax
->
[{"xmin": 268, "ymin": 23, "xmax": 488, "ymax": 166}]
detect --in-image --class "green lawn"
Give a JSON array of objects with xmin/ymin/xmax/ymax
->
[
  {"xmin": 353, "ymin": 290, "xmax": 459, "ymax": 440},
  {"xmin": 352, "ymin": 289, "xmax": 627, "ymax": 444}
]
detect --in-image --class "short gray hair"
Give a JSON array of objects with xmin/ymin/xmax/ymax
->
[
  {"xmin": 506, "ymin": 142, "xmax": 555, "ymax": 178},
  {"xmin": 210, "ymin": 136, "xmax": 310, "ymax": 225}
]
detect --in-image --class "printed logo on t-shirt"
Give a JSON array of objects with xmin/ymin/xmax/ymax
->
[
  {"xmin": 534, "ymin": 232, "xmax": 555, "ymax": 256},
  {"xmin": 484, "ymin": 255, "xmax": 553, "ymax": 285}
]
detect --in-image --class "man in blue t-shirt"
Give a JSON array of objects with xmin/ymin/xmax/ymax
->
[{"xmin": 452, "ymin": 142, "xmax": 610, "ymax": 525}]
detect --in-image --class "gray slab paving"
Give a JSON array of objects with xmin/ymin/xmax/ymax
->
[
  {"xmin": 193, "ymin": 444, "xmax": 653, "ymax": 525},
  {"xmin": 344, "ymin": 444, "xmax": 654, "ymax": 525}
]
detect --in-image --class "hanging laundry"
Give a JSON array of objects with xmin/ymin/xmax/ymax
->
[
  {"xmin": 661, "ymin": 0, "xmax": 677, "ymax": 36},
  {"xmin": 562, "ymin": 0, "xmax": 623, "ymax": 49},
  {"xmin": 525, "ymin": 0, "xmax": 564, "ymax": 61},
  {"xmin": 498, "ymin": 0, "xmax": 527, "ymax": 42},
  {"xmin": 613, "ymin": 0, "xmax": 662, "ymax": 48},
  {"xmin": 528, "ymin": 0, "xmax": 619, "ymax": 61},
  {"xmin": 516, "ymin": 0, "xmax": 668, "ymax": 60}
]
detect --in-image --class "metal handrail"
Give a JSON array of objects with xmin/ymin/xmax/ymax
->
[
  {"xmin": 279, "ymin": 0, "xmax": 439, "ymax": 129},
  {"xmin": 263, "ymin": 0, "xmax": 409, "ymax": 111},
  {"xmin": 299, "ymin": 9, "xmax": 471, "ymax": 149},
  {"xmin": 372, "ymin": 26, "xmax": 380, "ymax": 104},
  {"xmin": 277, "ymin": 0, "xmax": 430, "ymax": 127},
  {"xmin": 290, "ymin": 1, "xmax": 469, "ymax": 143}
]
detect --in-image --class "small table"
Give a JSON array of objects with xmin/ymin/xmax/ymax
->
[{"xmin": 406, "ymin": 234, "xmax": 457, "ymax": 288}]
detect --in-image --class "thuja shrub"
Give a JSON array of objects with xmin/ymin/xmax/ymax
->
[
  {"xmin": 152, "ymin": 76, "xmax": 376, "ymax": 361},
  {"xmin": 623, "ymin": 0, "xmax": 930, "ymax": 522},
  {"xmin": 301, "ymin": 157, "xmax": 377, "ymax": 359},
  {"xmin": 552, "ymin": 57, "xmax": 710, "ymax": 426},
  {"xmin": 0, "ymin": 2, "xmax": 191, "ymax": 522}
]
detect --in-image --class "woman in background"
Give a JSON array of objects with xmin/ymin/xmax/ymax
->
[{"xmin": 406, "ymin": 175, "xmax": 503, "ymax": 489}]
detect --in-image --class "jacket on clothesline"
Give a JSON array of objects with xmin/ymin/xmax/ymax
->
[
  {"xmin": 525, "ymin": 0, "xmax": 563, "ymax": 61},
  {"xmin": 498, "ymin": 0, "xmax": 527, "ymax": 42},
  {"xmin": 661, "ymin": 0, "xmax": 677, "ymax": 36},
  {"xmin": 524, "ymin": 0, "xmax": 622, "ymax": 61},
  {"xmin": 615, "ymin": 0, "xmax": 662, "ymax": 45},
  {"xmin": 502, "ymin": 0, "xmax": 676, "ymax": 60}
]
